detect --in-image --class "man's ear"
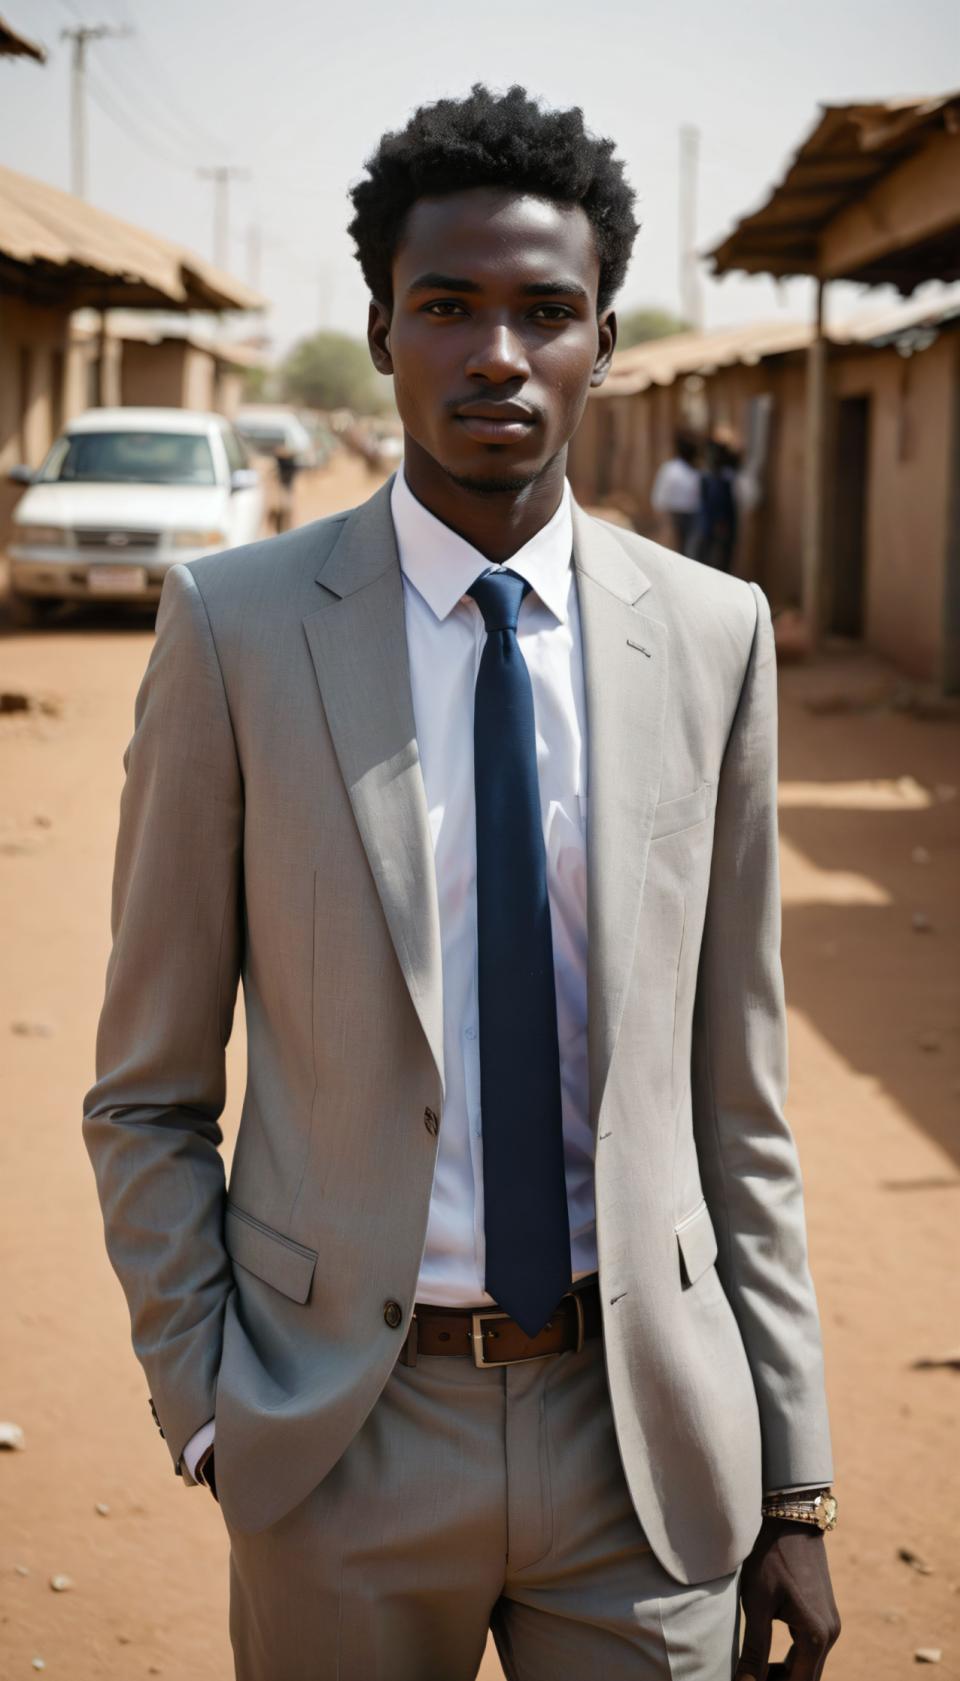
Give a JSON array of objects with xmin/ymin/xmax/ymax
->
[
  {"xmin": 368, "ymin": 299, "xmax": 393, "ymax": 375},
  {"xmin": 591, "ymin": 308, "xmax": 617, "ymax": 388}
]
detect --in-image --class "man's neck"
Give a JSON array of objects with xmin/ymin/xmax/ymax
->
[{"xmin": 401, "ymin": 436, "xmax": 567, "ymax": 564}]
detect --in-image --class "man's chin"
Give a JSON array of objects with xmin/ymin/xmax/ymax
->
[{"xmin": 442, "ymin": 456, "xmax": 547, "ymax": 497}]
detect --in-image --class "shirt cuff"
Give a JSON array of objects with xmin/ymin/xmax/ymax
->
[{"xmin": 182, "ymin": 1419, "xmax": 216, "ymax": 1483}]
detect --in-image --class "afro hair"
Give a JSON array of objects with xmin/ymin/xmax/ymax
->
[{"xmin": 348, "ymin": 84, "xmax": 638, "ymax": 314}]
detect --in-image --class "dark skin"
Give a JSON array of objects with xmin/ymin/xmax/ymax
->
[
  {"xmin": 360, "ymin": 184, "xmax": 840, "ymax": 1674},
  {"xmin": 367, "ymin": 187, "xmax": 614, "ymax": 561}
]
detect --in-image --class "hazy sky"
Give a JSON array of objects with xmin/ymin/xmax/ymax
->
[{"xmin": 3, "ymin": 0, "xmax": 958, "ymax": 356}]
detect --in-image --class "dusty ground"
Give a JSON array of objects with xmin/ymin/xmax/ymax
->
[{"xmin": 1, "ymin": 450, "xmax": 958, "ymax": 1679}]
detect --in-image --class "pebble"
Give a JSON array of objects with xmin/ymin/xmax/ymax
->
[
  {"xmin": 899, "ymin": 1546, "xmax": 934, "ymax": 1574},
  {"xmin": 95, "ymin": 1501, "xmax": 110, "ymax": 1516},
  {"xmin": 10, "ymin": 1021, "xmax": 54, "ymax": 1038},
  {"xmin": 50, "ymin": 1574, "xmax": 73, "ymax": 1593},
  {"xmin": 15, "ymin": 1565, "xmax": 29, "ymax": 1577},
  {"xmin": 912, "ymin": 911, "xmax": 933, "ymax": 933},
  {"xmin": 0, "ymin": 1421, "xmax": 25, "ymax": 1450},
  {"xmin": 915, "ymin": 1652, "xmax": 942, "ymax": 1665},
  {"xmin": 32, "ymin": 1662, "xmax": 45, "ymax": 1673}
]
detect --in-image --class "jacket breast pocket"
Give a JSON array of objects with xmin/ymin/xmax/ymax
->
[
  {"xmin": 675, "ymin": 1198, "xmax": 718, "ymax": 1287},
  {"xmin": 224, "ymin": 1203, "xmax": 318, "ymax": 1304},
  {"xmin": 650, "ymin": 780, "xmax": 714, "ymax": 842}
]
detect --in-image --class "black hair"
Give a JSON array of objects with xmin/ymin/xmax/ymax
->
[{"xmin": 348, "ymin": 84, "xmax": 638, "ymax": 314}]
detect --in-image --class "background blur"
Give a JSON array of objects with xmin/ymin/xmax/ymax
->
[{"xmin": 1, "ymin": 2, "xmax": 958, "ymax": 1677}]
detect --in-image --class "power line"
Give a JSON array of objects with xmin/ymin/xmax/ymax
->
[{"xmin": 85, "ymin": 65, "xmax": 200, "ymax": 175}]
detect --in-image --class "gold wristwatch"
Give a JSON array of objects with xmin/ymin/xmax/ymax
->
[{"xmin": 761, "ymin": 1490, "xmax": 838, "ymax": 1532}]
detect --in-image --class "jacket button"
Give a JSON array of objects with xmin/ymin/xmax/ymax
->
[
  {"xmin": 383, "ymin": 1300, "xmax": 403, "ymax": 1329},
  {"xmin": 423, "ymin": 1106, "xmax": 439, "ymax": 1135}
]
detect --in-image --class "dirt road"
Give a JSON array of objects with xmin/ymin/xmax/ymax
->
[{"xmin": 2, "ymin": 451, "xmax": 958, "ymax": 1679}]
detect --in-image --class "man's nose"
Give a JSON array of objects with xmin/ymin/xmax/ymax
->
[{"xmin": 464, "ymin": 324, "xmax": 531, "ymax": 383}]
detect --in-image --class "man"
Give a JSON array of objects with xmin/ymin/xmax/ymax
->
[
  {"xmin": 651, "ymin": 431, "xmax": 702, "ymax": 555},
  {"xmin": 85, "ymin": 85, "xmax": 840, "ymax": 1680}
]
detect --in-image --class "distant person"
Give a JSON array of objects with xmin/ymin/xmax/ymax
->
[
  {"xmin": 273, "ymin": 443, "xmax": 298, "ymax": 533},
  {"xmin": 85, "ymin": 85, "xmax": 839, "ymax": 1681},
  {"xmin": 651, "ymin": 431, "xmax": 701, "ymax": 554},
  {"xmin": 698, "ymin": 437, "xmax": 739, "ymax": 573}
]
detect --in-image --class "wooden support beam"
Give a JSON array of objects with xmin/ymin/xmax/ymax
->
[
  {"xmin": 820, "ymin": 128, "xmax": 960, "ymax": 279},
  {"xmin": 802, "ymin": 281, "xmax": 829, "ymax": 644}
]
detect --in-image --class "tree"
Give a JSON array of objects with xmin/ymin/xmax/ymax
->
[
  {"xmin": 280, "ymin": 330, "xmax": 387, "ymax": 415},
  {"xmin": 616, "ymin": 307, "xmax": 690, "ymax": 349}
]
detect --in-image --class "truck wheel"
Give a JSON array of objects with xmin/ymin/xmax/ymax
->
[{"xmin": 7, "ymin": 593, "xmax": 63, "ymax": 628}]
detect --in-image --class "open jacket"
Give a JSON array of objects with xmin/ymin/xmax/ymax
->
[{"xmin": 84, "ymin": 481, "xmax": 832, "ymax": 1585}]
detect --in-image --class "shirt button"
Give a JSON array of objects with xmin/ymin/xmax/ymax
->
[
  {"xmin": 423, "ymin": 1106, "xmax": 439, "ymax": 1135},
  {"xmin": 465, "ymin": 1025, "xmax": 477, "ymax": 1040},
  {"xmin": 383, "ymin": 1300, "xmax": 403, "ymax": 1329}
]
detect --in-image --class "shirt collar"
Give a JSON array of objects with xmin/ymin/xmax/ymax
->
[{"xmin": 391, "ymin": 467, "xmax": 573, "ymax": 625}]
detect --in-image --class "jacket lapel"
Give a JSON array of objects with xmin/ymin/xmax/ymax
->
[
  {"xmin": 302, "ymin": 481, "xmax": 445, "ymax": 1093},
  {"xmin": 572, "ymin": 503, "xmax": 668, "ymax": 1132}
]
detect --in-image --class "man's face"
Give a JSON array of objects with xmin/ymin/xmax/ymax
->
[{"xmin": 369, "ymin": 188, "xmax": 615, "ymax": 493}]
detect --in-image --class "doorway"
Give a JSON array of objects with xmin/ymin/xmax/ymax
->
[{"xmin": 830, "ymin": 395, "xmax": 871, "ymax": 637}]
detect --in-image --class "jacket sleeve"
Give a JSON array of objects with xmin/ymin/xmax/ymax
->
[
  {"xmin": 83, "ymin": 562, "xmax": 242, "ymax": 1475},
  {"xmin": 691, "ymin": 581, "xmax": 833, "ymax": 1491}
]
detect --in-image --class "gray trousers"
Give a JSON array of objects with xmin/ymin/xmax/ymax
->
[{"xmin": 225, "ymin": 1331, "xmax": 741, "ymax": 1679}]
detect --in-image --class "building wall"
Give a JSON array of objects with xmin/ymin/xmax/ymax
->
[
  {"xmin": 120, "ymin": 339, "xmax": 187, "ymax": 408},
  {"xmin": 832, "ymin": 334, "xmax": 956, "ymax": 683},
  {"xmin": 569, "ymin": 356, "xmax": 809, "ymax": 603},
  {"xmin": 568, "ymin": 332, "xmax": 958, "ymax": 684},
  {"xmin": 0, "ymin": 294, "xmax": 71, "ymax": 548}
]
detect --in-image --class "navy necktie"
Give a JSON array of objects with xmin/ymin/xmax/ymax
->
[{"xmin": 467, "ymin": 568, "xmax": 572, "ymax": 1338}]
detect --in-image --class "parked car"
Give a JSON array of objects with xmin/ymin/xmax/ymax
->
[
  {"xmin": 6, "ymin": 407, "xmax": 264, "ymax": 623},
  {"xmin": 235, "ymin": 406, "xmax": 316, "ymax": 467}
]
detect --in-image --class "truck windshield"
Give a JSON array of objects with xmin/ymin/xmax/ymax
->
[{"xmin": 42, "ymin": 431, "xmax": 216, "ymax": 486}]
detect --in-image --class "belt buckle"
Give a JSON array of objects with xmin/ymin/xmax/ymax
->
[
  {"xmin": 469, "ymin": 1309, "xmax": 513, "ymax": 1368},
  {"xmin": 470, "ymin": 1293, "xmax": 585, "ymax": 1368}
]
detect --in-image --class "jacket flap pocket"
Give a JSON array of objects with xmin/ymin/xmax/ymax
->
[
  {"xmin": 675, "ymin": 1199, "xmax": 718, "ymax": 1287},
  {"xmin": 651, "ymin": 781, "xmax": 713, "ymax": 842},
  {"xmin": 225, "ymin": 1205, "xmax": 317, "ymax": 1304}
]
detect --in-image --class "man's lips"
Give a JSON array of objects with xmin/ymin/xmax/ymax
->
[{"xmin": 452, "ymin": 403, "xmax": 538, "ymax": 444}]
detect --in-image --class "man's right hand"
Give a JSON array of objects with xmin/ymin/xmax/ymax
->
[{"xmin": 197, "ymin": 1446, "xmax": 218, "ymax": 1503}]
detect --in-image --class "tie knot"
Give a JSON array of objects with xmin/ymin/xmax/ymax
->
[{"xmin": 468, "ymin": 569, "xmax": 530, "ymax": 634}]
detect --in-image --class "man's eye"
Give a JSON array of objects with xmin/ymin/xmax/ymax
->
[
  {"xmin": 530, "ymin": 305, "xmax": 574, "ymax": 321},
  {"xmin": 423, "ymin": 300, "xmax": 468, "ymax": 316}
]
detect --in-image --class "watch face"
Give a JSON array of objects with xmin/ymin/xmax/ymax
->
[{"xmin": 818, "ymin": 1494, "xmax": 838, "ymax": 1530}]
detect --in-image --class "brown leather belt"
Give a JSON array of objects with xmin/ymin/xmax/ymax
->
[{"xmin": 398, "ymin": 1275, "xmax": 602, "ymax": 1368}]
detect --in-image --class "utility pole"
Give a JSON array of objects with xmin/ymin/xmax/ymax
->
[
  {"xmin": 61, "ymin": 22, "xmax": 132, "ymax": 198},
  {"xmin": 197, "ymin": 166, "xmax": 250, "ymax": 271},
  {"xmin": 678, "ymin": 123, "xmax": 703, "ymax": 331},
  {"xmin": 246, "ymin": 222, "xmax": 261, "ymax": 292}
]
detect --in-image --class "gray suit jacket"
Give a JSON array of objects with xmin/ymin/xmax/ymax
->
[{"xmin": 84, "ymin": 479, "xmax": 832, "ymax": 1584}]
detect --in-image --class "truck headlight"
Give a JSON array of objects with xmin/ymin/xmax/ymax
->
[
  {"xmin": 171, "ymin": 529, "xmax": 228, "ymax": 549},
  {"xmin": 16, "ymin": 525, "xmax": 67, "ymax": 547}
]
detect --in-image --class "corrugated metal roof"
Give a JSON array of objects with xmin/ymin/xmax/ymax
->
[
  {"xmin": 707, "ymin": 94, "xmax": 960, "ymax": 291},
  {"xmin": 593, "ymin": 287, "xmax": 960, "ymax": 397},
  {"xmin": 0, "ymin": 163, "xmax": 265, "ymax": 312},
  {"xmin": 0, "ymin": 15, "xmax": 46, "ymax": 60},
  {"xmin": 72, "ymin": 309, "xmax": 268, "ymax": 369},
  {"xmin": 598, "ymin": 321, "xmax": 814, "ymax": 396}
]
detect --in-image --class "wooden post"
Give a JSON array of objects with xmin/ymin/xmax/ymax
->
[{"xmin": 802, "ymin": 279, "xmax": 829, "ymax": 645}]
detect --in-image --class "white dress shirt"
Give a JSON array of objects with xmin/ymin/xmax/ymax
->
[
  {"xmin": 182, "ymin": 470, "xmax": 595, "ymax": 1481},
  {"xmin": 651, "ymin": 456, "xmax": 701, "ymax": 515},
  {"xmin": 392, "ymin": 468, "xmax": 596, "ymax": 1306}
]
